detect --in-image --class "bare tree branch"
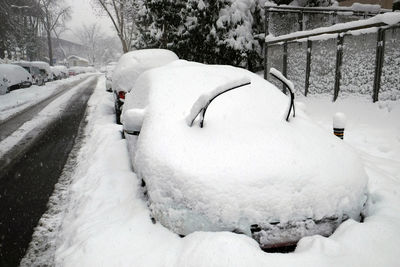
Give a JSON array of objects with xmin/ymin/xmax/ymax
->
[{"xmin": 92, "ymin": 0, "xmax": 136, "ymax": 53}]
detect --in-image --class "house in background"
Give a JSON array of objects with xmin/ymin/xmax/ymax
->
[
  {"xmin": 68, "ymin": 55, "xmax": 89, "ymax": 67},
  {"xmin": 338, "ymin": 0, "xmax": 394, "ymax": 9}
]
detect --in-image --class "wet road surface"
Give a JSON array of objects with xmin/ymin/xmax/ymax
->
[
  {"xmin": 0, "ymin": 76, "xmax": 91, "ymax": 141},
  {"xmin": 0, "ymin": 77, "xmax": 97, "ymax": 266}
]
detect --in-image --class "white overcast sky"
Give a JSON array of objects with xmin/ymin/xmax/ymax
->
[{"xmin": 64, "ymin": 0, "xmax": 116, "ymax": 43}]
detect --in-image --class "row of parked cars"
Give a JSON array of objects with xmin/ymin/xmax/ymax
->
[
  {"xmin": 106, "ymin": 49, "xmax": 368, "ymax": 249},
  {"xmin": 0, "ymin": 61, "xmax": 96, "ymax": 95},
  {"xmin": 0, "ymin": 61, "xmax": 67, "ymax": 95}
]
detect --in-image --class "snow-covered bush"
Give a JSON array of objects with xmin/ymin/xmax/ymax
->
[
  {"xmin": 268, "ymin": 25, "xmax": 400, "ymax": 101},
  {"xmin": 134, "ymin": 0, "xmax": 269, "ymax": 70}
]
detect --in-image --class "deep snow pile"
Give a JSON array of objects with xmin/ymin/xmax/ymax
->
[{"xmin": 39, "ymin": 77, "xmax": 400, "ymax": 266}]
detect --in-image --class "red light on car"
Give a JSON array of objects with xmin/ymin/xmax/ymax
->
[{"xmin": 119, "ymin": 91, "xmax": 125, "ymax": 99}]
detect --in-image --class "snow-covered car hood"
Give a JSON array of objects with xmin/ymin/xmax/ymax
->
[
  {"xmin": 124, "ymin": 61, "xmax": 368, "ymax": 243},
  {"xmin": 112, "ymin": 49, "xmax": 178, "ymax": 94}
]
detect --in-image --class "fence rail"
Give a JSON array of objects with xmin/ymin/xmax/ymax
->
[
  {"xmin": 265, "ymin": 5, "xmax": 391, "ymax": 36},
  {"xmin": 264, "ymin": 11, "xmax": 400, "ymax": 102}
]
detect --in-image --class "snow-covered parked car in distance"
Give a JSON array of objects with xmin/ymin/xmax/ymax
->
[
  {"xmin": 68, "ymin": 66, "xmax": 84, "ymax": 76},
  {"xmin": 121, "ymin": 60, "xmax": 368, "ymax": 249},
  {"xmin": 30, "ymin": 61, "xmax": 52, "ymax": 82},
  {"xmin": 0, "ymin": 64, "xmax": 33, "ymax": 91},
  {"xmin": 104, "ymin": 62, "xmax": 117, "ymax": 92},
  {"xmin": 53, "ymin": 65, "xmax": 69, "ymax": 79},
  {"xmin": 51, "ymin": 65, "xmax": 68, "ymax": 80},
  {"xmin": 112, "ymin": 49, "xmax": 178, "ymax": 124},
  {"xmin": 68, "ymin": 66, "xmax": 95, "ymax": 76},
  {"xmin": 13, "ymin": 61, "xmax": 45, "ymax": 86}
]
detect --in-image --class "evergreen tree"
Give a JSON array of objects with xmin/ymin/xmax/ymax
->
[{"xmin": 134, "ymin": 0, "xmax": 268, "ymax": 71}]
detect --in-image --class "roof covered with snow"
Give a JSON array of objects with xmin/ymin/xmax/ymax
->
[{"xmin": 67, "ymin": 55, "xmax": 89, "ymax": 63}]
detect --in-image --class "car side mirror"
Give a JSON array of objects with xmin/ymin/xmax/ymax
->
[{"xmin": 123, "ymin": 108, "xmax": 146, "ymax": 135}]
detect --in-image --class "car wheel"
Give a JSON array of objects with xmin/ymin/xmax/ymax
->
[{"xmin": 115, "ymin": 109, "xmax": 121, "ymax": 124}]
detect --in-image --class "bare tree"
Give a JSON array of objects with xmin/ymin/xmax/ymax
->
[
  {"xmin": 52, "ymin": 24, "xmax": 70, "ymax": 61},
  {"xmin": 98, "ymin": 36, "xmax": 122, "ymax": 64},
  {"xmin": 91, "ymin": 0, "xmax": 137, "ymax": 53},
  {"xmin": 38, "ymin": 0, "xmax": 71, "ymax": 65}
]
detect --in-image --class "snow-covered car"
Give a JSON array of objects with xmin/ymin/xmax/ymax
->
[
  {"xmin": 104, "ymin": 63, "xmax": 116, "ymax": 92},
  {"xmin": 68, "ymin": 66, "xmax": 94, "ymax": 76},
  {"xmin": 121, "ymin": 60, "xmax": 368, "ymax": 249},
  {"xmin": 0, "ymin": 64, "xmax": 33, "ymax": 91},
  {"xmin": 30, "ymin": 61, "xmax": 52, "ymax": 82},
  {"xmin": 52, "ymin": 65, "xmax": 69, "ymax": 79},
  {"xmin": 51, "ymin": 66, "xmax": 66, "ymax": 80},
  {"xmin": 112, "ymin": 49, "xmax": 178, "ymax": 124},
  {"xmin": 13, "ymin": 61, "xmax": 45, "ymax": 86},
  {"xmin": 68, "ymin": 66, "xmax": 83, "ymax": 76}
]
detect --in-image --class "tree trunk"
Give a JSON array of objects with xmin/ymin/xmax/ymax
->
[
  {"xmin": 47, "ymin": 29, "xmax": 53, "ymax": 66},
  {"xmin": 120, "ymin": 37, "xmax": 129, "ymax": 53}
]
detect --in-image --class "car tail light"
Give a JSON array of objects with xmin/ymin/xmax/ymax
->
[{"xmin": 118, "ymin": 91, "xmax": 125, "ymax": 100}]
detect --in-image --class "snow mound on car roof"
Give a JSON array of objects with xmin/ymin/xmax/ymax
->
[
  {"xmin": 131, "ymin": 61, "xmax": 368, "ymax": 236},
  {"xmin": 112, "ymin": 49, "xmax": 178, "ymax": 93}
]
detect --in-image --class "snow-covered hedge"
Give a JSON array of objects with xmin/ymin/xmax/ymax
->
[{"xmin": 267, "ymin": 26, "xmax": 400, "ymax": 101}]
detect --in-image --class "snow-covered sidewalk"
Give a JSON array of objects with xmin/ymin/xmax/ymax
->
[
  {"xmin": 0, "ymin": 74, "xmax": 93, "ymax": 122},
  {"xmin": 24, "ymin": 78, "xmax": 400, "ymax": 266}
]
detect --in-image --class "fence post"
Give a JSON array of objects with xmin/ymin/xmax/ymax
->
[
  {"xmin": 333, "ymin": 34, "xmax": 344, "ymax": 101},
  {"xmin": 265, "ymin": 7, "xmax": 270, "ymax": 36},
  {"xmin": 373, "ymin": 28, "xmax": 385, "ymax": 102},
  {"xmin": 264, "ymin": 45, "xmax": 268, "ymax": 80},
  {"xmin": 333, "ymin": 11, "xmax": 338, "ymax": 25},
  {"xmin": 264, "ymin": 7, "xmax": 270, "ymax": 80},
  {"xmin": 299, "ymin": 11, "xmax": 304, "ymax": 31},
  {"xmin": 282, "ymin": 42, "xmax": 288, "ymax": 94},
  {"xmin": 305, "ymin": 39, "xmax": 312, "ymax": 96}
]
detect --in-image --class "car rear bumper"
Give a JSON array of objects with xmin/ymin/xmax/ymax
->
[{"xmin": 250, "ymin": 215, "xmax": 350, "ymax": 249}]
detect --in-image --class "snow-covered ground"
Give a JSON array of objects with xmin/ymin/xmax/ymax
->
[
  {"xmin": 23, "ymin": 76, "xmax": 400, "ymax": 266},
  {"xmin": 0, "ymin": 74, "xmax": 92, "ymax": 122}
]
